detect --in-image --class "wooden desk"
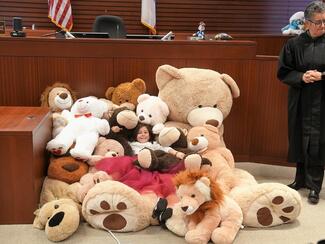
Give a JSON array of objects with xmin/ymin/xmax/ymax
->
[
  {"xmin": 0, "ymin": 36, "xmax": 289, "ymax": 166},
  {"xmin": 0, "ymin": 106, "xmax": 51, "ymax": 223}
]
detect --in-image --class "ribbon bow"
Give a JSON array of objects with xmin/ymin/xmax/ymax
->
[{"xmin": 74, "ymin": 113, "xmax": 92, "ymax": 118}]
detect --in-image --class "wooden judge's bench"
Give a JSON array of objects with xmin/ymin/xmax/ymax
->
[{"xmin": 0, "ymin": 33, "xmax": 290, "ymax": 223}]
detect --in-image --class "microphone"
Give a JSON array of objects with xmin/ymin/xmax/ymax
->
[{"xmin": 161, "ymin": 31, "xmax": 174, "ymax": 41}]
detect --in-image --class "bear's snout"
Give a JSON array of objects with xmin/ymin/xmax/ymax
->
[
  {"xmin": 48, "ymin": 211, "xmax": 65, "ymax": 227},
  {"xmin": 181, "ymin": 206, "xmax": 188, "ymax": 212}
]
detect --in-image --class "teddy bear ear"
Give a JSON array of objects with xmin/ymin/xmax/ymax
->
[
  {"xmin": 105, "ymin": 87, "xmax": 115, "ymax": 100},
  {"xmin": 132, "ymin": 78, "xmax": 146, "ymax": 93},
  {"xmin": 220, "ymin": 73, "xmax": 240, "ymax": 98},
  {"xmin": 137, "ymin": 93, "xmax": 150, "ymax": 103},
  {"xmin": 156, "ymin": 64, "xmax": 183, "ymax": 91}
]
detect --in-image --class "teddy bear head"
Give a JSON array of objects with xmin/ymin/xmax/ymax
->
[
  {"xmin": 107, "ymin": 107, "xmax": 139, "ymax": 139},
  {"xmin": 40, "ymin": 82, "xmax": 77, "ymax": 112},
  {"xmin": 136, "ymin": 94, "xmax": 169, "ymax": 126},
  {"xmin": 71, "ymin": 96, "xmax": 108, "ymax": 118},
  {"xmin": 186, "ymin": 123, "xmax": 222, "ymax": 152},
  {"xmin": 173, "ymin": 170, "xmax": 224, "ymax": 215},
  {"xmin": 105, "ymin": 78, "xmax": 146, "ymax": 110},
  {"xmin": 33, "ymin": 198, "xmax": 81, "ymax": 242},
  {"xmin": 93, "ymin": 137, "xmax": 133, "ymax": 158},
  {"xmin": 156, "ymin": 65, "xmax": 240, "ymax": 127},
  {"xmin": 47, "ymin": 156, "xmax": 89, "ymax": 184}
]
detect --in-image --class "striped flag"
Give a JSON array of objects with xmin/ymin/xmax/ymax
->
[
  {"xmin": 141, "ymin": 0, "xmax": 156, "ymax": 34},
  {"xmin": 48, "ymin": 0, "xmax": 73, "ymax": 31}
]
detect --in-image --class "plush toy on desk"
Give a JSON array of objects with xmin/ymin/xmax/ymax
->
[
  {"xmin": 46, "ymin": 96, "xmax": 110, "ymax": 161},
  {"xmin": 281, "ymin": 11, "xmax": 305, "ymax": 35},
  {"xmin": 156, "ymin": 64, "xmax": 240, "ymax": 146},
  {"xmin": 172, "ymin": 170, "xmax": 243, "ymax": 244},
  {"xmin": 136, "ymin": 94, "xmax": 170, "ymax": 134},
  {"xmin": 33, "ymin": 198, "xmax": 81, "ymax": 242},
  {"xmin": 105, "ymin": 78, "xmax": 146, "ymax": 110},
  {"xmin": 40, "ymin": 82, "xmax": 77, "ymax": 137},
  {"xmin": 192, "ymin": 21, "xmax": 206, "ymax": 40}
]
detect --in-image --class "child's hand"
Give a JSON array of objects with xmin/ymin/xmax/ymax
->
[{"xmin": 176, "ymin": 151, "xmax": 185, "ymax": 159}]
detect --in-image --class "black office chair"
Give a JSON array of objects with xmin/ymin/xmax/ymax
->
[{"xmin": 92, "ymin": 15, "xmax": 126, "ymax": 38}]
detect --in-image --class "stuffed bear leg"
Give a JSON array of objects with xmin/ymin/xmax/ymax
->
[
  {"xmin": 47, "ymin": 127, "xmax": 74, "ymax": 155},
  {"xmin": 70, "ymin": 132, "xmax": 98, "ymax": 160},
  {"xmin": 229, "ymin": 169, "xmax": 302, "ymax": 228}
]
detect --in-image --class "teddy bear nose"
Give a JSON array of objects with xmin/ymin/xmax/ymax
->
[
  {"xmin": 59, "ymin": 93, "xmax": 68, "ymax": 99},
  {"xmin": 206, "ymin": 119, "xmax": 219, "ymax": 128},
  {"xmin": 181, "ymin": 206, "xmax": 188, "ymax": 212},
  {"xmin": 192, "ymin": 138, "xmax": 199, "ymax": 145},
  {"xmin": 139, "ymin": 115, "xmax": 145, "ymax": 121},
  {"xmin": 112, "ymin": 153, "xmax": 117, "ymax": 157}
]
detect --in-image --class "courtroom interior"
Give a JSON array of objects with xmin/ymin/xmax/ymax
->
[{"xmin": 1, "ymin": 1, "xmax": 325, "ymax": 244}]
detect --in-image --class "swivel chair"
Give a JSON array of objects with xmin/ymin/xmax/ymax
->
[{"xmin": 92, "ymin": 15, "xmax": 126, "ymax": 38}]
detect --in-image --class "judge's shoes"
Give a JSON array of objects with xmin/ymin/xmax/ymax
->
[
  {"xmin": 287, "ymin": 181, "xmax": 305, "ymax": 190},
  {"xmin": 308, "ymin": 190, "xmax": 319, "ymax": 204}
]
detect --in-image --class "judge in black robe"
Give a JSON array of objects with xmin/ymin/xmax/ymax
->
[{"xmin": 277, "ymin": 0, "xmax": 325, "ymax": 204}]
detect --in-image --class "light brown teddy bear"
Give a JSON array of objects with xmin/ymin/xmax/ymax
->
[
  {"xmin": 165, "ymin": 123, "xmax": 302, "ymax": 231},
  {"xmin": 156, "ymin": 64, "xmax": 240, "ymax": 146},
  {"xmin": 33, "ymin": 198, "xmax": 81, "ymax": 242},
  {"xmin": 105, "ymin": 78, "xmax": 146, "ymax": 110},
  {"xmin": 173, "ymin": 170, "xmax": 243, "ymax": 244}
]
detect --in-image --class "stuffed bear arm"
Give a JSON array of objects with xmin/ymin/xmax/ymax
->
[
  {"xmin": 152, "ymin": 123, "xmax": 165, "ymax": 134},
  {"xmin": 61, "ymin": 109, "xmax": 74, "ymax": 122},
  {"xmin": 95, "ymin": 119, "xmax": 110, "ymax": 136}
]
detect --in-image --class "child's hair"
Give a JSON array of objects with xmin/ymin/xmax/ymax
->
[{"xmin": 132, "ymin": 123, "xmax": 155, "ymax": 142}]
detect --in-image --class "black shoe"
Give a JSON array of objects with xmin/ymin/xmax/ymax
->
[
  {"xmin": 152, "ymin": 198, "xmax": 168, "ymax": 219},
  {"xmin": 308, "ymin": 190, "xmax": 319, "ymax": 204},
  {"xmin": 158, "ymin": 208, "xmax": 173, "ymax": 228},
  {"xmin": 287, "ymin": 181, "xmax": 305, "ymax": 190}
]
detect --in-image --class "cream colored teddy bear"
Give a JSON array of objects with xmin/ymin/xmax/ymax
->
[{"xmin": 156, "ymin": 64, "xmax": 240, "ymax": 145}]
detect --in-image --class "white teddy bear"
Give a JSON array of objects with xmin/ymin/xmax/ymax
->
[
  {"xmin": 281, "ymin": 11, "xmax": 305, "ymax": 35},
  {"xmin": 136, "ymin": 94, "xmax": 169, "ymax": 134},
  {"xmin": 46, "ymin": 96, "xmax": 110, "ymax": 160}
]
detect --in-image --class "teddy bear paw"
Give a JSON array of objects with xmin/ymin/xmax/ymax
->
[
  {"xmin": 211, "ymin": 228, "xmax": 234, "ymax": 244},
  {"xmin": 46, "ymin": 141, "xmax": 68, "ymax": 155},
  {"xmin": 137, "ymin": 149, "xmax": 153, "ymax": 169},
  {"xmin": 241, "ymin": 183, "xmax": 302, "ymax": 227},
  {"xmin": 184, "ymin": 154, "xmax": 202, "ymax": 171},
  {"xmin": 152, "ymin": 123, "xmax": 165, "ymax": 134},
  {"xmin": 158, "ymin": 127, "xmax": 181, "ymax": 147},
  {"xmin": 70, "ymin": 149, "xmax": 92, "ymax": 161},
  {"xmin": 185, "ymin": 229, "xmax": 209, "ymax": 244},
  {"xmin": 82, "ymin": 181, "xmax": 152, "ymax": 232}
]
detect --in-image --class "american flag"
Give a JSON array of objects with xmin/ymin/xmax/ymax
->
[
  {"xmin": 141, "ymin": 0, "xmax": 156, "ymax": 34},
  {"xmin": 48, "ymin": 0, "xmax": 73, "ymax": 31}
]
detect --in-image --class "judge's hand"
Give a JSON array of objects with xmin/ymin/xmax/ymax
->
[{"xmin": 303, "ymin": 70, "xmax": 322, "ymax": 83}]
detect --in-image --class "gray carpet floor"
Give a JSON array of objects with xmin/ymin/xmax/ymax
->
[{"xmin": 1, "ymin": 162, "xmax": 324, "ymax": 244}]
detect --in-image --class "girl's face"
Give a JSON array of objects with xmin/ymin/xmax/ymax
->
[{"xmin": 137, "ymin": 126, "xmax": 150, "ymax": 143}]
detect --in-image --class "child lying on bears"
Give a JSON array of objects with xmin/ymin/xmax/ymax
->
[{"xmin": 130, "ymin": 123, "xmax": 186, "ymax": 173}]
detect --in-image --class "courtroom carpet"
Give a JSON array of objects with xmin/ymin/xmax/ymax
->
[{"xmin": 0, "ymin": 162, "xmax": 324, "ymax": 244}]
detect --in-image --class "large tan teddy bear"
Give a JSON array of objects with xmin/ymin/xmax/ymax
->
[
  {"xmin": 156, "ymin": 64, "xmax": 240, "ymax": 145},
  {"xmin": 165, "ymin": 123, "xmax": 302, "ymax": 236}
]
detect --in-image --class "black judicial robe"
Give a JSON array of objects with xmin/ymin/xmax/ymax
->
[{"xmin": 277, "ymin": 32, "xmax": 325, "ymax": 164}]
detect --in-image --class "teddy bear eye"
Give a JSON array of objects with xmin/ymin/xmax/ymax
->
[
  {"xmin": 126, "ymin": 99, "xmax": 129, "ymax": 102},
  {"xmin": 54, "ymin": 204, "xmax": 59, "ymax": 209},
  {"xmin": 198, "ymin": 105, "xmax": 203, "ymax": 108},
  {"xmin": 191, "ymin": 194, "xmax": 195, "ymax": 198},
  {"xmin": 86, "ymin": 101, "xmax": 89, "ymax": 103},
  {"xmin": 200, "ymin": 134, "xmax": 204, "ymax": 137},
  {"xmin": 149, "ymin": 114, "xmax": 152, "ymax": 118},
  {"xmin": 141, "ymin": 109, "xmax": 144, "ymax": 112},
  {"xmin": 213, "ymin": 104, "xmax": 217, "ymax": 108}
]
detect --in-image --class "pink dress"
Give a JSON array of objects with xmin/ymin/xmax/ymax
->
[{"xmin": 95, "ymin": 156, "xmax": 185, "ymax": 197}]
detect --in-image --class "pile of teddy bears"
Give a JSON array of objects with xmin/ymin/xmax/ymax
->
[{"xmin": 34, "ymin": 65, "xmax": 302, "ymax": 243}]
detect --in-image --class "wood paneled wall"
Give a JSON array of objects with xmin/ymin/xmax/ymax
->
[{"xmin": 0, "ymin": 0, "xmax": 309, "ymax": 34}]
